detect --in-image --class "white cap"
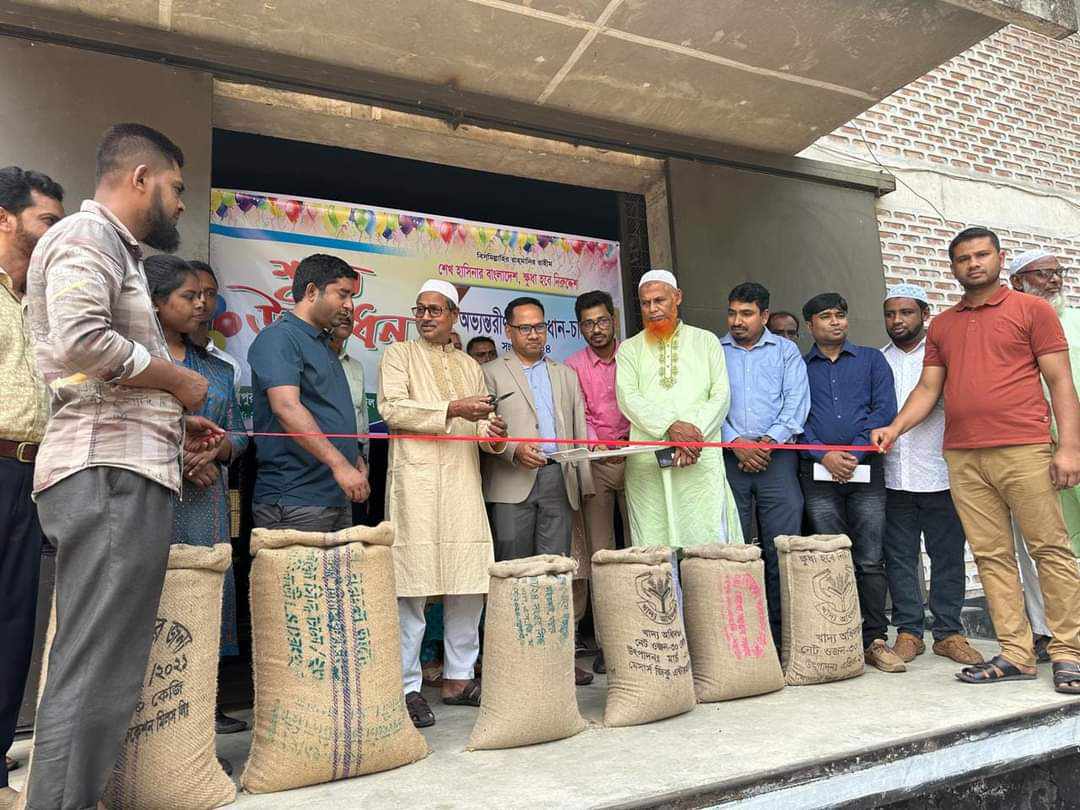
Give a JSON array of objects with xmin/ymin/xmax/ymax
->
[
  {"xmin": 883, "ymin": 283, "xmax": 929, "ymax": 305},
  {"xmin": 638, "ymin": 269, "xmax": 679, "ymax": 290},
  {"xmin": 1006, "ymin": 248, "xmax": 1056, "ymax": 279},
  {"xmin": 418, "ymin": 279, "xmax": 459, "ymax": 306}
]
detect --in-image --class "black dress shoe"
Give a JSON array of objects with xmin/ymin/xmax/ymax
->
[
  {"xmin": 592, "ymin": 651, "xmax": 606, "ymax": 674},
  {"xmin": 217, "ymin": 756, "xmax": 233, "ymax": 776},
  {"xmin": 215, "ymin": 709, "xmax": 249, "ymax": 735}
]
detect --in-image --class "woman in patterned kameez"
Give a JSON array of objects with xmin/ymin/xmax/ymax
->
[{"xmin": 145, "ymin": 255, "xmax": 249, "ymax": 737}]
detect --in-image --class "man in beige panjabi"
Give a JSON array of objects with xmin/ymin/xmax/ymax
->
[{"xmin": 377, "ymin": 279, "xmax": 507, "ymax": 729}]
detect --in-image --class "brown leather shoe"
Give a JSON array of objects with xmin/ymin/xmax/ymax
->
[
  {"xmin": 893, "ymin": 632, "xmax": 926, "ymax": 663},
  {"xmin": 575, "ymin": 666, "xmax": 594, "ymax": 686},
  {"xmin": 933, "ymin": 634, "xmax": 984, "ymax": 665},
  {"xmin": 865, "ymin": 639, "xmax": 907, "ymax": 672}
]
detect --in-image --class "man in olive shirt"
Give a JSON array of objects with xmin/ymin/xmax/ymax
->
[{"xmin": 0, "ymin": 166, "xmax": 64, "ymax": 793}]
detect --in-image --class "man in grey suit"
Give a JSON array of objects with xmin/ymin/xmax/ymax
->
[{"xmin": 482, "ymin": 296, "xmax": 594, "ymax": 561}]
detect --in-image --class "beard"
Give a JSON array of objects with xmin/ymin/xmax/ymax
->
[
  {"xmin": 143, "ymin": 188, "xmax": 181, "ymax": 253},
  {"xmin": 1020, "ymin": 279, "xmax": 1066, "ymax": 314},
  {"xmin": 13, "ymin": 220, "xmax": 39, "ymax": 262},
  {"xmin": 644, "ymin": 315, "xmax": 678, "ymax": 341}
]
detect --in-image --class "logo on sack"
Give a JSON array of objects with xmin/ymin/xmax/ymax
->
[
  {"xmin": 811, "ymin": 568, "xmax": 857, "ymax": 625},
  {"xmin": 635, "ymin": 571, "xmax": 678, "ymax": 625}
]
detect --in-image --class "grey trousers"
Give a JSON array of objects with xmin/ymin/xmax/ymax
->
[
  {"xmin": 252, "ymin": 503, "xmax": 352, "ymax": 532},
  {"xmin": 491, "ymin": 464, "xmax": 573, "ymax": 561},
  {"xmin": 27, "ymin": 467, "xmax": 172, "ymax": 810}
]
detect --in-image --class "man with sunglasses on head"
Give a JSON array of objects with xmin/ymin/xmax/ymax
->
[
  {"xmin": 1006, "ymin": 250, "xmax": 1080, "ymax": 661},
  {"xmin": 378, "ymin": 279, "xmax": 507, "ymax": 727}
]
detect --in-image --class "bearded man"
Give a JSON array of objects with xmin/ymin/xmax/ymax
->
[
  {"xmin": 1007, "ymin": 249, "xmax": 1080, "ymax": 660},
  {"xmin": 615, "ymin": 269, "xmax": 743, "ymax": 547}
]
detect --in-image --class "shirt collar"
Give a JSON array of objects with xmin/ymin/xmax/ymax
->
[
  {"xmin": 807, "ymin": 340, "xmax": 856, "ymax": 362},
  {"xmin": 957, "ymin": 284, "xmax": 1010, "ymax": 311},
  {"xmin": 419, "ymin": 337, "xmax": 454, "ymax": 353},
  {"xmin": 80, "ymin": 200, "xmax": 143, "ymax": 258},
  {"xmin": 282, "ymin": 310, "xmax": 327, "ymax": 340},
  {"xmin": 882, "ymin": 336, "xmax": 927, "ymax": 355},
  {"xmin": 587, "ymin": 341, "xmax": 618, "ymax": 366},
  {"xmin": 720, "ymin": 328, "xmax": 778, "ymax": 350},
  {"xmin": 519, "ymin": 355, "xmax": 547, "ymax": 371}
]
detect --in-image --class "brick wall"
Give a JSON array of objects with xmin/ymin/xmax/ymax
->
[{"xmin": 812, "ymin": 26, "xmax": 1080, "ymax": 311}]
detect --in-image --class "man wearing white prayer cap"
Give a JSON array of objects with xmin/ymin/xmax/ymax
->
[
  {"xmin": 880, "ymin": 283, "xmax": 983, "ymax": 666},
  {"xmin": 1006, "ymin": 248, "xmax": 1080, "ymax": 657},
  {"xmin": 377, "ymin": 278, "xmax": 507, "ymax": 727},
  {"xmin": 615, "ymin": 269, "xmax": 744, "ymax": 547}
]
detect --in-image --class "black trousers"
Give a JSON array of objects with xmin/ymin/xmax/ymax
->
[{"xmin": 0, "ymin": 458, "xmax": 43, "ymax": 788}]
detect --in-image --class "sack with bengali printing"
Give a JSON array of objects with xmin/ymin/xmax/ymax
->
[
  {"xmin": 681, "ymin": 544, "xmax": 785, "ymax": 702},
  {"xmin": 241, "ymin": 522, "xmax": 429, "ymax": 794},
  {"xmin": 103, "ymin": 543, "xmax": 236, "ymax": 810},
  {"xmin": 467, "ymin": 554, "xmax": 585, "ymax": 750},
  {"xmin": 591, "ymin": 546, "xmax": 695, "ymax": 727},
  {"xmin": 774, "ymin": 535, "xmax": 865, "ymax": 686}
]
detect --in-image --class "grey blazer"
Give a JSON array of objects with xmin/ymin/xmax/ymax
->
[{"xmin": 481, "ymin": 354, "xmax": 595, "ymax": 508}]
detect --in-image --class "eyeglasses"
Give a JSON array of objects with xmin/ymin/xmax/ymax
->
[
  {"xmin": 579, "ymin": 316, "xmax": 613, "ymax": 332},
  {"xmin": 411, "ymin": 304, "xmax": 449, "ymax": 318},
  {"xmin": 508, "ymin": 322, "xmax": 548, "ymax": 337},
  {"xmin": 1016, "ymin": 268, "xmax": 1068, "ymax": 282}
]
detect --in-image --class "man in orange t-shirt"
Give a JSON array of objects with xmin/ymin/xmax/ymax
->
[{"xmin": 873, "ymin": 227, "xmax": 1080, "ymax": 694}]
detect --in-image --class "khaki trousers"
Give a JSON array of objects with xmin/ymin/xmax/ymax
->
[
  {"xmin": 945, "ymin": 444, "xmax": 1080, "ymax": 666},
  {"xmin": 573, "ymin": 460, "xmax": 629, "ymax": 623}
]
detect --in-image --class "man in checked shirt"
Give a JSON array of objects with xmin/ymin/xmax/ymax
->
[{"xmin": 23, "ymin": 124, "xmax": 222, "ymax": 810}]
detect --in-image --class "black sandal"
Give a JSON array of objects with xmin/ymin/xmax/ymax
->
[
  {"xmin": 406, "ymin": 690, "xmax": 435, "ymax": 727},
  {"xmin": 441, "ymin": 679, "xmax": 482, "ymax": 706},
  {"xmin": 1052, "ymin": 661, "xmax": 1080, "ymax": 694},
  {"xmin": 956, "ymin": 654, "xmax": 1037, "ymax": 684}
]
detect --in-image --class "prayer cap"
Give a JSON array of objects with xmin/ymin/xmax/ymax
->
[
  {"xmin": 418, "ymin": 279, "xmax": 459, "ymax": 306},
  {"xmin": 883, "ymin": 283, "xmax": 929, "ymax": 305},
  {"xmin": 638, "ymin": 269, "xmax": 679, "ymax": 290},
  {"xmin": 1006, "ymin": 248, "xmax": 1056, "ymax": 279}
]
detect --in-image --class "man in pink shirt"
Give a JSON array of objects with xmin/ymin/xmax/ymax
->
[{"xmin": 565, "ymin": 290, "xmax": 631, "ymax": 674}]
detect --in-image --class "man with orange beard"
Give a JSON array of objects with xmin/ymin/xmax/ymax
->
[{"xmin": 616, "ymin": 270, "xmax": 744, "ymax": 547}]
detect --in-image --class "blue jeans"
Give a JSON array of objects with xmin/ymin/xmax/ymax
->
[
  {"xmin": 799, "ymin": 455, "xmax": 888, "ymax": 648},
  {"xmin": 883, "ymin": 489, "xmax": 967, "ymax": 641},
  {"xmin": 724, "ymin": 450, "xmax": 802, "ymax": 641}
]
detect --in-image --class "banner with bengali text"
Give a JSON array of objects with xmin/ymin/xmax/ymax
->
[{"xmin": 207, "ymin": 189, "xmax": 623, "ymax": 423}]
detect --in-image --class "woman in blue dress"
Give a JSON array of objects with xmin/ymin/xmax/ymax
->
[{"xmin": 145, "ymin": 254, "xmax": 249, "ymax": 734}]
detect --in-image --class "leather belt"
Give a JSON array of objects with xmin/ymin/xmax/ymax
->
[{"xmin": 0, "ymin": 440, "xmax": 38, "ymax": 463}]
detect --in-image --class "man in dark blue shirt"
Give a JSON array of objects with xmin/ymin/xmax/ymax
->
[
  {"xmin": 248, "ymin": 253, "xmax": 369, "ymax": 531},
  {"xmin": 800, "ymin": 292, "xmax": 904, "ymax": 673}
]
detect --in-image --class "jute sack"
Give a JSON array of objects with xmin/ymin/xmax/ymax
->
[
  {"xmin": 681, "ymin": 545, "xmax": 785, "ymax": 702},
  {"xmin": 467, "ymin": 555, "xmax": 585, "ymax": 750},
  {"xmin": 104, "ymin": 543, "xmax": 235, "ymax": 810},
  {"xmin": 241, "ymin": 523, "xmax": 428, "ymax": 794},
  {"xmin": 591, "ymin": 547, "xmax": 695, "ymax": 727},
  {"xmin": 774, "ymin": 535, "xmax": 864, "ymax": 686}
]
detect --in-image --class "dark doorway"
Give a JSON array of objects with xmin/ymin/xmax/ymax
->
[{"xmin": 211, "ymin": 129, "xmax": 633, "ymax": 711}]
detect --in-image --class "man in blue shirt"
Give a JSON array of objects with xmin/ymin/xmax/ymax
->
[
  {"xmin": 248, "ymin": 253, "xmax": 369, "ymax": 531},
  {"xmin": 721, "ymin": 282, "xmax": 810, "ymax": 641},
  {"xmin": 800, "ymin": 292, "xmax": 905, "ymax": 673}
]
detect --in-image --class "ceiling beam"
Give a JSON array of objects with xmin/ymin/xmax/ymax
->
[{"xmin": 0, "ymin": 1, "xmax": 895, "ymax": 195}]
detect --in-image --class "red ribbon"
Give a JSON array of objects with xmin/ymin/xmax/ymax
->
[{"xmin": 232, "ymin": 430, "xmax": 878, "ymax": 453}]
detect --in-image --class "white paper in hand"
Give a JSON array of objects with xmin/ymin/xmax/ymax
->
[{"xmin": 813, "ymin": 463, "xmax": 871, "ymax": 483}]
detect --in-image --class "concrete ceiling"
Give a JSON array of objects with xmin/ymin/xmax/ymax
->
[{"xmin": 7, "ymin": 0, "xmax": 1072, "ymax": 154}]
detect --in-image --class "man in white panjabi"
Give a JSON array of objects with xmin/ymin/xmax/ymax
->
[{"xmin": 377, "ymin": 279, "xmax": 506, "ymax": 729}]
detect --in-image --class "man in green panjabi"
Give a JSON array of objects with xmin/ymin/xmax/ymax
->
[{"xmin": 616, "ymin": 269, "xmax": 744, "ymax": 547}]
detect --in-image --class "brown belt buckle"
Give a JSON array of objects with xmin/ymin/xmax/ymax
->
[{"xmin": 16, "ymin": 442, "xmax": 35, "ymax": 463}]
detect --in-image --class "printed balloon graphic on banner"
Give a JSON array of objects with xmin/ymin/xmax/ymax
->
[{"xmin": 209, "ymin": 189, "xmax": 623, "ymax": 424}]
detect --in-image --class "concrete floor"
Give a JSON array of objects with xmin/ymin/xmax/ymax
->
[{"xmin": 8, "ymin": 637, "xmax": 1079, "ymax": 809}]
